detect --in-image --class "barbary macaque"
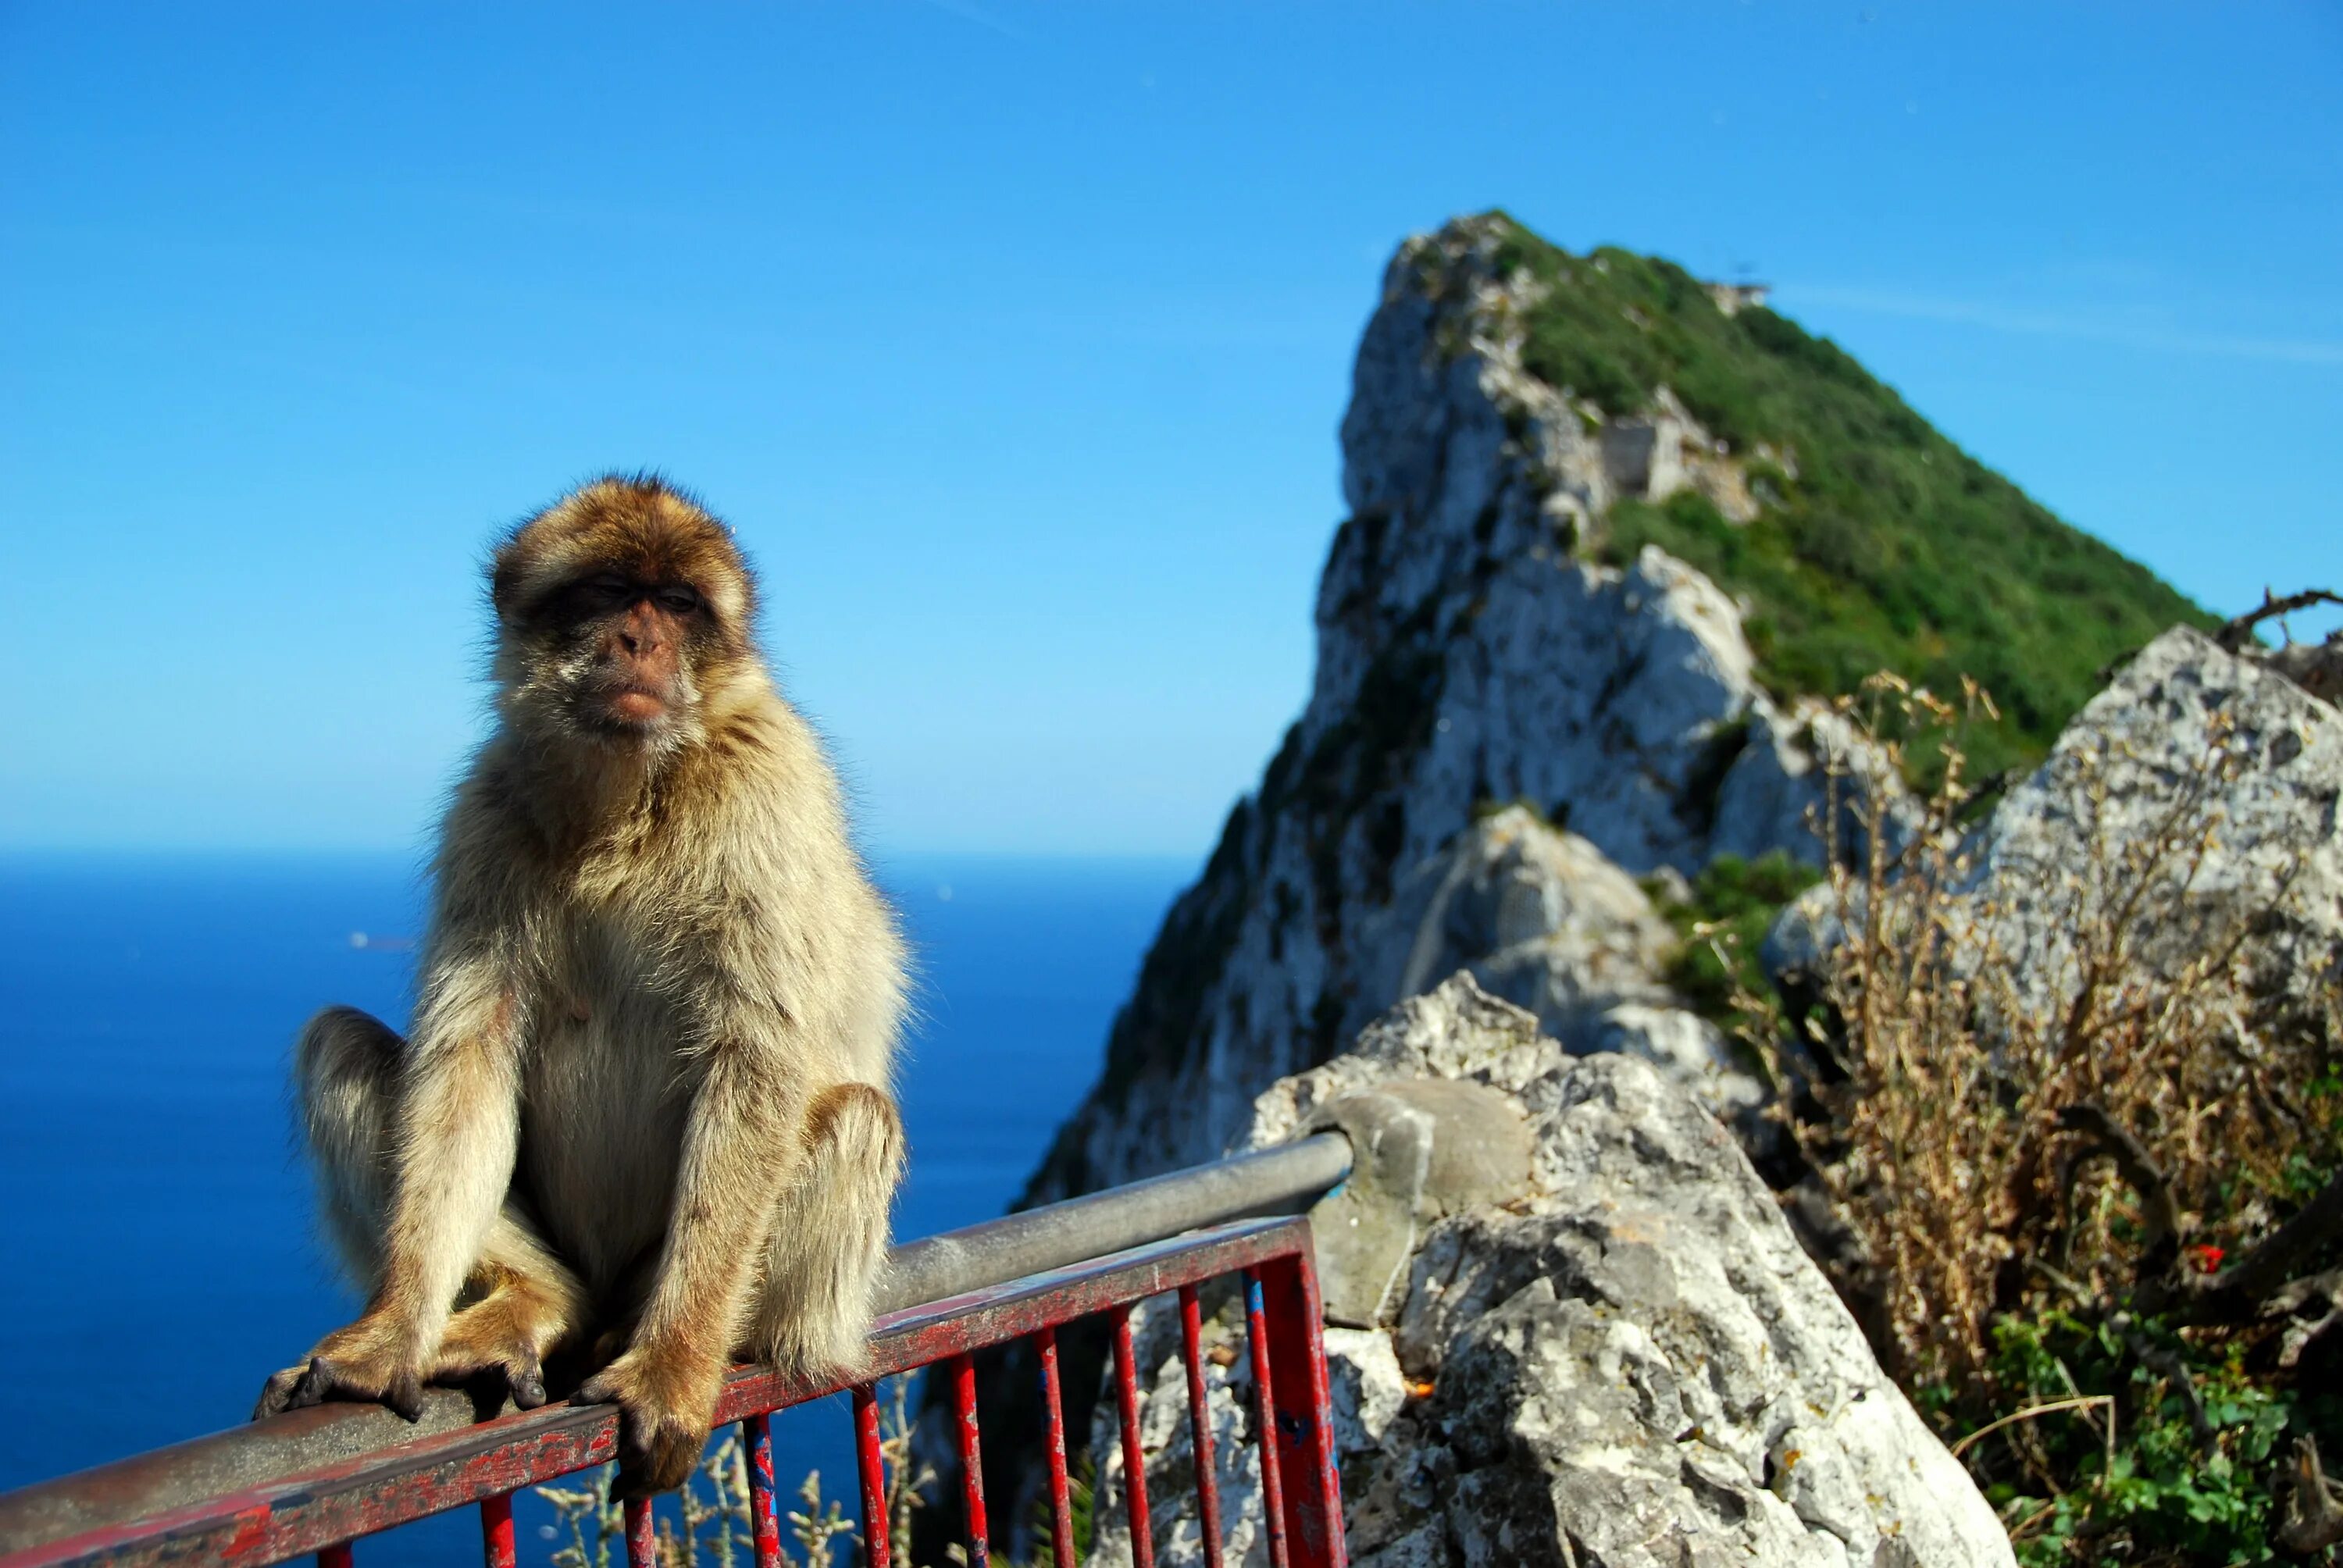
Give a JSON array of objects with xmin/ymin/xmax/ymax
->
[{"xmin": 255, "ymin": 476, "xmax": 907, "ymax": 1495}]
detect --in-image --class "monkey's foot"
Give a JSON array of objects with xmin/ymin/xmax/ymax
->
[
  {"xmin": 252, "ymin": 1352, "xmax": 425, "ymax": 1423},
  {"xmin": 253, "ymin": 1364, "xmax": 312, "ymax": 1421},
  {"xmin": 573, "ymin": 1348, "xmax": 719, "ymax": 1497},
  {"xmin": 430, "ymin": 1289, "xmax": 564, "ymax": 1410},
  {"xmin": 253, "ymin": 1313, "xmax": 428, "ymax": 1423}
]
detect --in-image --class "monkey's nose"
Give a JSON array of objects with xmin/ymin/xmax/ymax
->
[{"xmin": 619, "ymin": 606, "xmax": 665, "ymax": 656}]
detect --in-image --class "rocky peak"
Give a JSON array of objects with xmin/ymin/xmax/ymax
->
[
  {"xmin": 1025, "ymin": 218, "xmax": 1876, "ymax": 1206},
  {"xmin": 1318, "ymin": 215, "xmax": 1763, "ymax": 729}
]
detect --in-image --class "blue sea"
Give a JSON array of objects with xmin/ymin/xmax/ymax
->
[{"xmin": 0, "ymin": 850, "xmax": 1190, "ymax": 1563}]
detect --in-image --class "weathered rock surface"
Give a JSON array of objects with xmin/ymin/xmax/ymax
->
[
  {"xmin": 1353, "ymin": 804, "xmax": 1675, "ymax": 1036},
  {"xmin": 1974, "ymin": 625, "xmax": 2343, "ymax": 1012},
  {"xmin": 1767, "ymin": 625, "xmax": 2343, "ymax": 1032},
  {"xmin": 1086, "ymin": 978, "xmax": 2013, "ymax": 1568},
  {"xmin": 1346, "ymin": 804, "xmax": 1760, "ymax": 1115}
]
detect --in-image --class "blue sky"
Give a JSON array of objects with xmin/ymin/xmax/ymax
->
[{"xmin": 5, "ymin": 2, "xmax": 2338, "ymax": 857}]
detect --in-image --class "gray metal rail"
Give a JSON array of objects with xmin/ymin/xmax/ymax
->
[{"xmin": 0, "ymin": 1132, "xmax": 1353, "ymax": 1556}]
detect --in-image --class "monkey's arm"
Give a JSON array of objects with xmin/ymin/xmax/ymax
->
[
  {"xmin": 576, "ymin": 1034, "xmax": 801, "ymax": 1495},
  {"xmin": 257, "ymin": 946, "xmax": 525, "ymax": 1420}
]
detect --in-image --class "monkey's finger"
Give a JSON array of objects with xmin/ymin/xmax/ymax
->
[
  {"xmin": 286, "ymin": 1357, "xmax": 338, "ymax": 1411},
  {"xmin": 602, "ymin": 1418, "xmax": 657, "ymax": 1499},
  {"xmin": 508, "ymin": 1360, "xmax": 547, "ymax": 1410},
  {"xmin": 571, "ymin": 1371, "xmax": 619, "ymax": 1406},
  {"xmin": 384, "ymin": 1370, "xmax": 425, "ymax": 1424},
  {"xmin": 607, "ymin": 1461, "xmax": 651, "ymax": 1503},
  {"xmin": 252, "ymin": 1367, "xmax": 305, "ymax": 1421}
]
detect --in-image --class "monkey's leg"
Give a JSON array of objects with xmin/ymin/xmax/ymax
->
[
  {"xmin": 254, "ymin": 1007, "xmax": 583, "ymax": 1417},
  {"xmin": 747, "ymin": 1082, "xmax": 905, "ymax": 1375}
]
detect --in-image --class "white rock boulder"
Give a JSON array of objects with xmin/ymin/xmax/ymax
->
[{"xmin": 1085, "ymin": 977, "xmax": 2013, "ymax": 1568}]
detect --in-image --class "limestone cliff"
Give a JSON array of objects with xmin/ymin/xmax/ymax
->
[{"xmin": 1024, "ymin": 216, "xmax": 1912, "ymax": 1207}]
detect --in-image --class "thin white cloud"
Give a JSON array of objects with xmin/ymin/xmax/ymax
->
[
  {"xmin": 1786, "ymin": 284, "xmax": 2343, "ymax": 368},
  {"xmin": 917, "ymin": 0, "xmax": 1029, "ymax": 43}
]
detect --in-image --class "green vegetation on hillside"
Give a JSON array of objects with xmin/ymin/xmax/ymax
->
[
  {"xmin": 1649, "ymin": 850, "xmax": 1821, "ymax": 1022},
  {"xmin": 1477, "ymin": 212, "xmax": 2216, "ymax": 781}
]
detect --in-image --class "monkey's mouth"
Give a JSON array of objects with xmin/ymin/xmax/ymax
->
[{"xmin": 589, "ymin": 682, "xmax": 671, "ymax": 728}]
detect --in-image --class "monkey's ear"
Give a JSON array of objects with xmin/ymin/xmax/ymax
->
[{"xmin": 488, "ymin": 545, "xmax": 525, "ymax": 622}]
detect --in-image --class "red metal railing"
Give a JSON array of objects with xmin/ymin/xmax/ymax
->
[{"xmin": 0, "ymin": 1215, "xmax": 1346, "ymax": 1568}]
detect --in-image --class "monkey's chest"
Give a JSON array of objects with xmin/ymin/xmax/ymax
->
[{"xmin": 515, "ymin": 1003, "xmax": 695, "ymax": 1295}]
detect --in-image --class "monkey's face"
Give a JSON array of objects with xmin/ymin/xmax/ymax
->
[
  {"xmin": 489, "ymin": 478, "xmax": 759, "ymax": 754},
  {"xmin": 542, "ymin": 572, "xmax": 706, "ymax": 738}
]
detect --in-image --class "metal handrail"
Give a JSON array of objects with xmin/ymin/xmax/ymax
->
[
  {"xmin": 880, "ymin": 1131, "xmax": 1352, "ymax": 1311},
  {"xmin": 0, "ymin": 1132, "xmax": 1356, "ymax": 1568}
]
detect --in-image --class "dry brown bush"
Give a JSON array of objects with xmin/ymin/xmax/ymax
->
[{"xmin": 1731, "ymin": 675, "xmax": 2341, "ymax": 1399}]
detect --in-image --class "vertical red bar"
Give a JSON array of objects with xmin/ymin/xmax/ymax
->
[
  {"xmin": 624, "ymin": 1495, "xmax": 656, "ymax": 1568},
  {"xmin": 1178, "ymin": 1285, "xmax": 1225, "ymax": 1568},
  {"xmin": 1260, "ymin": 1250, "xmax": 1347, "ymax": 1568},
  {"xmin": 853, "ymin": 1384, "xmax": 892, "ymax": 1568},
  {"xmin": 744, "ymin": 1413, "xmax": 783, "ymax": 1568},
  {"xmin": 480, "ymin": 1492, "xmax": 515, "ymax": 1568},
  {"xmin": 317, "ymin": 1543, "xmax": 354, "ymax": 1568},
  {"xmin": 1036, "ymin": 1327, "xmax": 1079, "ymax": 1568},
  {"xmin": 1242, "ymin": 1270, "xmax": 1292, "ymax": 1568},
  {"xmin": 952, "ymin": 1354, "xmax": 991, "ymax": 1568},
  {"xmin": 1110, "ymin": 1303, "xmax": 1155, "ymax": 1568}
]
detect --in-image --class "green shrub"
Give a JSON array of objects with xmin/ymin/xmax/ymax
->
[
  {"xmin": 1983, "ymin": 1312, "xmax": 2337, "ymax": 1566},
  {"xmin": 1650, "ymin": 850, "xmax": 1820, "ymax": 1022}
]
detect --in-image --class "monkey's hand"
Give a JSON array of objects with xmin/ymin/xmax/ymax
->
[
  {"xmin": 573, "ymin": 1345, "xmax": 722, "ymax": 1497},
  {"xmin": 252, "ymin": 1313, "xmax": 427, "ymax": 1424}
]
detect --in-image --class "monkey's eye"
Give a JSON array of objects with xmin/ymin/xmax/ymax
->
[
  {"xmin": 657, "ymin": 586, "xmax": 703, "ymax": 615},
  {"xmin": 583, "ymin": 575, "xmax": 634, "ymax": 608}
]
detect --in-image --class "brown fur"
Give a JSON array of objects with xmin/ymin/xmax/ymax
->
[{"xmin": 254, "ymin": 476, "xmax": 908, "ymax": 1496}]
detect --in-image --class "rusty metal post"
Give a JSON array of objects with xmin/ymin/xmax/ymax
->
[
  {"xmin": 950, "ymin": 1356, "xmax": 990, "ymax": 1568},
  {"xmin": 479, "ymin": 1492, "xmax": 515, "ymax": 1568},
  {"xmin": 1110, "ymin": 1303, "xmax": 1154, "ymax": 1568},
  {"xmin": 1035, "ymin": 1327, "xmax": 1078, "ymax": 1568},
  {"xmin": 744, "ymin": 1413, "xmax": 781, "ymax": 1568},
  {"xmin": 1241, "ymin": 1270, "xmax": 1292, "ymax": 1568},
  {"xmin": 316, "ymin": 1544, "xmax": 352, "ymax": 1568},
  {"xmin": 852, "ymin": 1385, "xmax": 890, "ymax": 1568},
  {"xmin": 1258, "ymin": 1253, "xmax": 1346, "ymax": 1568},
  {"xmin": 624, "ymin": 1496, "xmax": 655, "ymax": 1568},
  {"xmin": 1177, "ymin": 1284, "xmax": 1225, "ymax": 1568}
]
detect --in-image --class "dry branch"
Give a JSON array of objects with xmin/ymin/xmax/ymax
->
[
  {"xmin": 2276, "ymin": 1435, "xmax": 2343, "ymax": 1556},
  {"xmin": 2054, "ymin": 1103, "xmax": 2181, "ymax": 1279},
  {"xmin": 2215, "ymin": 587, "xmax": 2343, "ymax": 653}
]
